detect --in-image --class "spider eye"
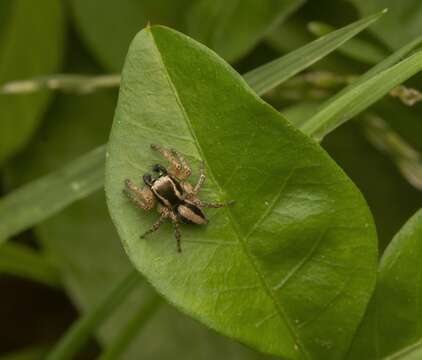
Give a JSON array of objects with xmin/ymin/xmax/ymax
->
[{"xmin": 153, "ymin": 164, "xmax": 167, "ymax": 175}]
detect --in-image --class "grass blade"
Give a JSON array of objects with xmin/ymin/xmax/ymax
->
[
  {"xmin": 308, "ymin": 21, "xmax": 387, "ymax": 65},
  {"xmin": 46, "ymin": 269, "xmax": 141, "ymax": 360},
  {"xmin": 98, "ymin": 295, "xmax": 161, "ymax": 360},
  {"xmin": 0, "ymin": 145, "xmax": 105, "ymax": 244},
  {"xmin": 0, "ymin": 242, "xmax": 61, "ymax": 288},
  {"xmin": 243, "ymin": 10, "xmax": 386, "ymax": 96},
  {"xmin": 301, "ymin": 48, "xmax": 422, "ymax": 139}
]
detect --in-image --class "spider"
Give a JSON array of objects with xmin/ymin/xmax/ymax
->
[{"xmin": 123, "ymin": 144, "xmax": 233, "ymax": 252}]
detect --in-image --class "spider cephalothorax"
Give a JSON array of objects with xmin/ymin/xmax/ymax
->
[{"xmin": 123, "ymin": 144, "xmax": 233, "ymax": 252}]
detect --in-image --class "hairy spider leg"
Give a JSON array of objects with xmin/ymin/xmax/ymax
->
[
  {"xmin": 140, "ymin": 213, "xmax": 167, "ymax": 239},
  {"xmin": 124, "ymin": 179, "xmax": 156, "ymax": 211},
  {"xmin": 194, "ymin": 199, "xmax": 235, "ymax": 208},
  {"xmin": 151, "ymin": 144, "xmax": 191, "ymax": 181},
  {"xmin": 192, "ymin": 160, "xmax": 206, "ymax": 195}
]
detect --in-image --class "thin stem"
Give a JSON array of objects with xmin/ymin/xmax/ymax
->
[
  {"xmin": 363, "ymin": 114, "xmax": 422, "ymax": 190},
  {"xmin": 99, "ymin": 295, "xmax": 162, "ymax": 360},
  {"xmin": 0, "ymin": 74, "xmax": 121, "ymax": 94},
  {"xmin": 45, "ymin": 269, "xmax": 141, "ymax": 360}
]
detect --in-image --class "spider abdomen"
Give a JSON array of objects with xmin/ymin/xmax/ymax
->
[
  {"xmin": 177, "ymin": 202, "xmax": 208, "ymax": 225},
  {"xmin": 150, "ymin": 175, "xmax": 183, "ymax": 208}
]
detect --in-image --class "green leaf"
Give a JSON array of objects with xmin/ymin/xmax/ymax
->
[
  {"xmin": 0, "ymin": 242, "xmax": 60, "ymax": 288},
  {"xmin": 186, "ymin": 0, "xmax": 305, "ymax": 62},
  {"xmin": 70, "ymin": 0, "xmax": 191, "ymax": 71},
  {"xmin": 0, "ymin": 14, "xmax": 386, "ymax": 243},
  {"xmin": 347, "ymin": 209, "xmax": 422, "ymax": 360},
  {"xmin": 244, "ymin": 11, "xmax": 386, "ymax": 96},
  {"xmin": 70, "ymin": 0, "xmax": 301, "ymax": 69},
  {"xmin": 307, "ymin": 21, "xmax": 387, "ymax": 65},
  {"xmin": 0, "ymin": 145, "xmax": 105, "ymax": 244},
  {"xmin": 349, "ymin": 0, "xmax": 422, "ymax": 50},
  {"xmin": 7, "ymin": 77, "xmax": 277, "ymax": 359},
  {"xmin": 0, "ymin": 0, "xmax": 64, "ymax": 164},
  {"xmin": 46, "ymin": 270, "xmax": 142, "ymax": 360},
  {"xmin": 105, "ymin": 25, "xmax": 377, "ymax": 359},
  {"xmin": 282, "ymin": 102, "xmax": 422, "ymax": 249},
  {"xmin": 301, "ymin": 45, "xmax": 422, "ymax": 139}
]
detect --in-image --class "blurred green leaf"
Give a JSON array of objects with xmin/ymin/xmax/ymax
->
[
  {"xmin": 0, "ymin": 145, "xmax": 105, "ymax": 244},
  {"xmin": 374, "ymin": 99, "xmax": 422, "ymax": 153},
  {"xmin": 70, "ymin": 0, "xmax": 192, "ymax": 71},
  {"xmin": 98, "ymin": 296, "xmax": 161, "ymax": 360},
  {"xmin": 0, "ymin": 346, "xmax": 49, "ymax": 360},
  {"xmin": 245, "ymin": 11, "xmax": 385, "ymax": 95},
  {"xmin": 105, "ymin": 25, "xmax": 377, "ymax": 359},
  {"xmin": 0, "ymin": 0, "xmax": 64, "ymax": 164},
  {"xmin": 349, "ymin": 0, "xmax": 422, "ymax": 50},
  {"xmin": 347, "ymin": 209, "xmax": 422, "ymax": 359},
  {"xmin": 186, "ymin": 0, "xmax": 305, "ymax": 62},
  {"xmin": 0, "ymin": 242, "xmax": 60, "ymax": 288},
  {"xmin": 302, "ymin": 48, "xmax": 422, "ymax": 139},
  {"xmin": 70, "ymin": 0, "xmax": 303, "ymax": 70},
  {"xmin": 46, "ymin": 270, "xmax": 142, "ymax": 360}
]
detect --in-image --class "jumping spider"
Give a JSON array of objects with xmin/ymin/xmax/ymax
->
[{"xmin": 123, "ymin": 144, "xmax": 233, "ymax": 252}]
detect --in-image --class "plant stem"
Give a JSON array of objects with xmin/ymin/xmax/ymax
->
[
  {"xmin": 45, "ymin": 269, "xmax": 141, "ymax": 360},
  {"xmin": 0, "ymin": 74, "xmax": 121, "ymax": 94},
  {"xmin": 363, "ymin": 114, "xmax": 422, "ymax": 190}
]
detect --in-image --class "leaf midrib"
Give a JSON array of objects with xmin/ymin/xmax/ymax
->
[{"xmin": 148, "ymin": 27, "xmax": 309, "ymax": 360}]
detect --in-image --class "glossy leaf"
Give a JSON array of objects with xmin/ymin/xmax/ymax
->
[
  {"xmin": 0, "ymin": 0, "xmax": 64, "ymax": 164},
  {"xmin": 0, "ymin": 14, "xmax": 385, "ymax": 242},
  {"xmin": 244, "ymin": 11, "xmax": 385, "ymax": 96},
  {"xmin": 347, "ymin": 209, "xmax": 422, "ymax": 359},
  {"xmin": 105, "ymin": 26, "xmax": 377, "ymax": 359},
  {"xmin": 186, "ymin": 0, "xmax": 305, "ymax": 62},
  {"xmin": 282, "ymin": 103, "xmax": 422, "ymax": 249},
  {"xmin": 8, "ymin": 80, "xmax": 276, "ymax": 360}
]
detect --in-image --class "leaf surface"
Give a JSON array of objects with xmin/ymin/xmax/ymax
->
[
  {"xmin": 105, "ymin": 26, "xmax": 377, "ymax": 359},
  {"xmin": 7, "ymin": 71, "xmax": 276, "ymax": 360},
  {"xmin": 348, "ymin": 209, "xmax": 422, "ymax": 360}
]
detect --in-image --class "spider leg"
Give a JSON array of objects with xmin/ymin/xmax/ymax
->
[
  {"xmin": 166, "ymin": 210, "xmax": 182, "ymax": 252},
  {"xmin": 124, "ymin": 179, "xmax": 156, "ymax": 211},
  {"xmin": 140, "ymin": 213, "xmax": 167, "ymax": 239},
  {"xmin": 151, "ymin": 144, "xmax": 191, "ymax": 180},
  {"xmin": 192, "ymin": 160, "xmax": 206, "ymax": 195},
  {"xmin": 193, "ymin": 199, "xmax": 235, "ymax": 208},
  {"xmin": 170, "ymin": 148, "xmax": 192, "ymax": 180}
]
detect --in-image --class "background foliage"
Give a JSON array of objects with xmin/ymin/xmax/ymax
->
[{"xmin": 0, "ymin": 0, "xmax": 421, "ymax": 359}]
